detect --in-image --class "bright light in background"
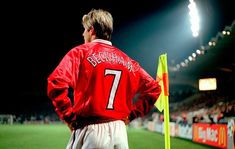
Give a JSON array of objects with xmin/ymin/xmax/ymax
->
[
  {"xmin": 199, "ymin": 78, "xmax": 217, "ymax": 91},
  {"xmin": 188, "ymin": 0, "xmax": 200, "ymax": 37}
]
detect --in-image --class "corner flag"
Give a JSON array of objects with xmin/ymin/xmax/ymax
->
[
  {"xmin": 155, "ymin": 53, "xmax": 170, "ymax": 149},
  {"xmin": 155, "ymin": 53, "xmax": 169, "ymax": 111}
]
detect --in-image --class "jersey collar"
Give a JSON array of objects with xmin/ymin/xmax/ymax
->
[{"xmin": 92, "ymin": 39, "xmax": 112, "ymax": 45}]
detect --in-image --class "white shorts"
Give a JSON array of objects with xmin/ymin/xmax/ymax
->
[{"xmin": 66, "ymin": 120, "xmax": 129, "ymax": 149}]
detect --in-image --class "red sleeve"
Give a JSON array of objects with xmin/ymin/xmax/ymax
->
[
  {"xmin": 47, "ymin": 48, "xmax": 82, "ymax": 120},
  {"xmin": 129, "ymin": 67, "xmax": 161, "ymax": 121}
]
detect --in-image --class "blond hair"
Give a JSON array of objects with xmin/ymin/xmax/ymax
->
[{"xmin": 82, "ymin": 9, "xmax": 113, "ymax": 40}]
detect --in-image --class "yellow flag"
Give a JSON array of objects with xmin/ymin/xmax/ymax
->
[
  {"xmin": 155, "ymin": 53, "xmax": 171, "ymax": 149},
  {"xmin": 155, "ymin": 53, "xmax": 169, "ymax": 112}
]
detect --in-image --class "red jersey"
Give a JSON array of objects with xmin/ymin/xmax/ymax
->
[{"xmin": 47, "ymin": 39, "xmax": 161, "ymax": 123}]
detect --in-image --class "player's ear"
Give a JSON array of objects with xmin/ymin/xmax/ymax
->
[{"xmin": 89, "ymin": 26, "xmax": 96, "ymax": 35}]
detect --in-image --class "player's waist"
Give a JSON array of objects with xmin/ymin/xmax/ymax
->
[{"xmin": 74, "ymin": 116, "xmax": 120, "ymax": 129}]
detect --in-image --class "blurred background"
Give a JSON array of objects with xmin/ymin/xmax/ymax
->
[{"xmin": 1, "ymin": 0, "xmax": 234, "ymax": 126}]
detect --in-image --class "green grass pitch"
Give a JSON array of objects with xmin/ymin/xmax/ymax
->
[{"xmin": 0, "ymin": 124, "xmax": 217, "ymax": 149}]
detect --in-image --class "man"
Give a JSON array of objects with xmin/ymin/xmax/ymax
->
[{"xmin": 47, "ymin": 8, "xmax": 161, "ymax": 149}]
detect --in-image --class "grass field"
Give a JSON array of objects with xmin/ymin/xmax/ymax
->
[{"xmin": 0, "ymin": 124, "xmax": 217, "ymax": 149}]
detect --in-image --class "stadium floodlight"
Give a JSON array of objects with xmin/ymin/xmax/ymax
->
[
  {"xmin": 188, "ymin": 0, "xmax": 200, "ymax": 37},
  {"xmin": 222, "ymin": 29, "xmax": 231, "ymax": 35},
  {"xmin": 196, "ymin": 49, "xmax": 201, "ymax": 54}
]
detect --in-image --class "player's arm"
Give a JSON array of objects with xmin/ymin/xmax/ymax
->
[
  {"xmin": 47, "ymin": 48, "xmax": 81, "ymax": 123},
  {"xmin": 129, "ymin": 67, "xmax": 161, "ymax": 121}
]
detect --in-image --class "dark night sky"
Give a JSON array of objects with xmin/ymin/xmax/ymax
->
[{"xmin": 1, "ymin": 0, "xmax": 234, "ymax": 115}]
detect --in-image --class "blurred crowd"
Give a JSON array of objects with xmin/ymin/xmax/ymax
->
[{"xmin": 169, "ymin": 90, "xmax": 235, "ymax": 125}]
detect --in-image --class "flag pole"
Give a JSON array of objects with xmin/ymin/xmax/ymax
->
[
  {"xmin": 163, "ymin": 54, "xmax": 170, "ymax": 149},
  {"xmin": 155, "ymin": 53, "xmax": 170, "ymax": 149},
  {"xmin": 164, "ymin": 95, "xmax": 170, "ymax": 149}
]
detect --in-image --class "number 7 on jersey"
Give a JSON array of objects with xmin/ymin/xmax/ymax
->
[{"xmin": 104, "ymin": 69, "xmax": 122, "ymax": 110}]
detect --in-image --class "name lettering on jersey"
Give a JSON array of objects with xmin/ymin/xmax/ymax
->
[{"xmin": 87, "ymin": 52, "xmax": 133, "ymax": 71}]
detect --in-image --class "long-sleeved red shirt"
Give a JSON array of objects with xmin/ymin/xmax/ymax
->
[{"xmin": 47, "ymin": 39, "xmax": 161, "ymax": 123}]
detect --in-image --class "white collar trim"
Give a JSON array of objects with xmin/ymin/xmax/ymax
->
[{"xmin": 92, "ymin": 39, "xmax": 112, "ymax": 45}]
